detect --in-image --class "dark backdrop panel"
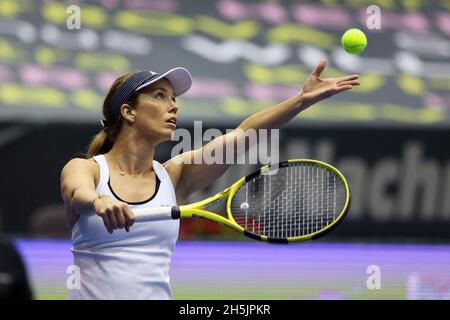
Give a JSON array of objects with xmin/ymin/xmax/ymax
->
[{"xmin": 0, "ymin": 122, "xmax": 448, "ymax": 241}]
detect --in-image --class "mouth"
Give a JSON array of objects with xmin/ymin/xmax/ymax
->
[{"xmin": 166, "ymin": 117, "xmax": 177, "ymax": 126}]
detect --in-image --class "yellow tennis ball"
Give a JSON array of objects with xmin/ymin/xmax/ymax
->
[{"xmin": 341, "ymin": 28, "xmax": 367, "ymax": 54}]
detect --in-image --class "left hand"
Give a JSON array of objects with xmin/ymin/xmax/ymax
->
[{"xmin": 300, "ymin": 58, "xmax": 360, "ymax": 109}]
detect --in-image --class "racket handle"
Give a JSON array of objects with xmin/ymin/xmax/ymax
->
[{"xmin": 133, "ymin": 206, "xmax": 180, "ymax": 222}]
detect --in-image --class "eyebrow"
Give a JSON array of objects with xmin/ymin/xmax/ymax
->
[{"xmin": 149, "ymin": 87, "xmax": 175, "ymax": 96}]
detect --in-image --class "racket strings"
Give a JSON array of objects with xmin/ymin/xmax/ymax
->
[
  {"xmin": 230, "ymin": 163, "xmax": 346, "ymax": 239},
  {"xmin": 235, "ymin": 180, "xmax": 345, "ymax": 230}
]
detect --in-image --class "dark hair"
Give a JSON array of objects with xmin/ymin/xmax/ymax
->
[{"xmin": 86, "ymin": 72, "xmax": 138, "ymax": 158}]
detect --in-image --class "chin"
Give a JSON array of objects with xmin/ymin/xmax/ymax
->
[
  {"xmin": 143, "ymin": 130, "xmax": 172, "ymax": 143},
  {"xmin": 160, "ymin": 129, "xmax": 175, "ymax": 141}
]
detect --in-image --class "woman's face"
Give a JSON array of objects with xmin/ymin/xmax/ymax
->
[{"xmin": 132, "ymin": 78, "xmax": 179, "ymax": 142}]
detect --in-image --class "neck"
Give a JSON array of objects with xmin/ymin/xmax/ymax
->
[{"xmin": 106, "ymin": 132, "xmax": 158, "ymax": 177}]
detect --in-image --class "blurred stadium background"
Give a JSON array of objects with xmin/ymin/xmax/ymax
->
[{"xmin": 1, "ymin": 0, "xmax": 450, "ymax": 299}]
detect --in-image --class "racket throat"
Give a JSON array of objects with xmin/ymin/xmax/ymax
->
[{"xmin": 171, "ymin": 206, "xmax": 181, "ymax": 219}]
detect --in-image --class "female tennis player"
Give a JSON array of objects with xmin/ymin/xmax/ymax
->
[{"xmin": 60, "ymin": 58, "xmax": 359, "ymax": 299}]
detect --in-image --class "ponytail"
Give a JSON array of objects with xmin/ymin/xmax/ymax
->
[
  {"xmin": 84, "ymin": 72, "xmax": 137, "ymax": 159},
  {"xmin": 86, "ymin": 130, "xmax": 112, "ymax": 158}
]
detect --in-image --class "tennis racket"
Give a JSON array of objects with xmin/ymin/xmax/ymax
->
[{"xmin": 133, "ymin": 159, "xmax": 350, "ymax": 243}]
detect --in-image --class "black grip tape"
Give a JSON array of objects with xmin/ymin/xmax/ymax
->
[{"xmin": 171, "ymin": 206, "xmax": 181, "ymax": 219}]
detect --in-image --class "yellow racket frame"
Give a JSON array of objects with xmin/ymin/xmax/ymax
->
[{"xmin": 178, "ymin": 159, "xmax": 350, "ymax": 243}]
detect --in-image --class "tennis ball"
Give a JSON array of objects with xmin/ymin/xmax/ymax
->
[{"xmin": 341, "ymin": 28, "xmax": 367, "ymax": 54}]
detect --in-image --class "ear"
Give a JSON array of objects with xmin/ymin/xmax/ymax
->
[{"xmin": 120, "ymin": 103, "xmax": 136, "ymax": 124}]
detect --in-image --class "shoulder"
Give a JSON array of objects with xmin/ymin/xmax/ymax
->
[
  {"xmin": 61, "ymin": 157, "xmax": 100, "ymax": 184},
  {"xmin": 162, "ymin": 157, "xmax": 183, "ymax": 187},
  {"xmin": 62, "ymin": 157, "xmax": 98, "ymax": 174},
  {"xmin": 163, "ymin": 157, "xmax": 189, "ymax": 204}
]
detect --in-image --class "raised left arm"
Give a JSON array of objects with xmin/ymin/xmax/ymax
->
[{"xmin": 167, "ymin": 59, "xmax": 359, "ymax": 202}]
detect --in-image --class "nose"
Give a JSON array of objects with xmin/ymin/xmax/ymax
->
[{"xmin": 169, "ymin": 100, "xmax": 179, "ymax": 113}]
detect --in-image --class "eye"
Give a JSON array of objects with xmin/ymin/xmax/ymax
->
[{"xmin": 155, "ymin": 92, "xmax": 165, "ymax": 99}]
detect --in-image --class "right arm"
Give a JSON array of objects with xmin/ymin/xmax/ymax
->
[
  {"xmin": 166, "ymin": 59, "xmax": 359, "ymax": 201},
  {"xmin": 60, "ymin": 158, "xmax": 135, "ymax": 233}
]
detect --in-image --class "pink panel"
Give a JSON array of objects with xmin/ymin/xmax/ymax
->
[
  {"xmin": 124, "ymin": 0, "xmax": 178, "ymax": 12},
  {"xmin": 424, "ymin": 91, "xmax": 448, "ymax": 110},
  {"xmin": 0, "ymin": 63, "xmax": 12, "ymax": 83},
  {"xmin": 245, "ymin": 83, "xmax": 298, "ymax": 100},
  {"xmin": 184, "ymin": 78, "xmax": 238, "ymax": 98},
  {"xmin": 217, "ymin": 0, "xmax": 288, "ymax": 24},
  {"xmin": 293, "ymin": 4, "xmax": 352, "ymax": 29},
  {"xmin": 217, "ymin": 0, "xmax": 246, "ymax": 21},
  {"xmin": 357, "ymin": 9, "xmax": 431, "ymax": 34},
  {"xmin": 436, "ymin": 13, "xmax": 450, "ymax": 37},
  {"xmin": 96, "ymin": 72, "xmax": 122, "ymax": 92},
  {"xmin": 19, "ymin": 65, "xmax": 88, "ymax": 89},
  {"xmin": 99, "ymin": 0, "xmax": 119, "ymax": 10},
  {"xmin": 19, "ymin": 65, "xmax": 48, "ymax": 85}
]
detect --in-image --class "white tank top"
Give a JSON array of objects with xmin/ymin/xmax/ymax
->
[{"xmin": 68, "ymin": 155, "xmax": 179, "ymax": 300}]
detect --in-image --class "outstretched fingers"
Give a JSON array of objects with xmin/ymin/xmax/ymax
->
[
  {"xmin": 312, "ymin": 58, "xmax": 328, "ymax": 77},
  {"xmin": 337, "ymin": 74, "xmax": 359, "ymax": 83},
  {"xmin": 338, "ymin": 79, "xmax": 360, "ymax": 87},
  {"xmin": 336, "ymin": 84, "xmax": 354, "ymax": 93}
]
